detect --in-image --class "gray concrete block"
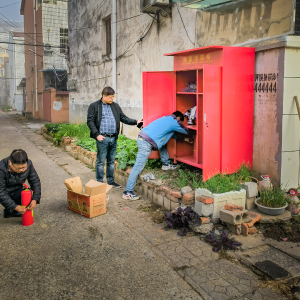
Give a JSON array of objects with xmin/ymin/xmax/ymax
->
[
  {"xmin": 194, "ymin": 201, "xmax": 213, "ymax": 217},
  {"xmin": 164, "ymin": 196, "xmax": 171, "ymax": 211},
  {"xmin": 226, "ymin": 223, "xmax": 242, "ymax": 235},
  {"xmin": 181, "ymin": 186, "xmax": 192, "ymax": 195},
  {"xmin": 157, "ymin": 194, "xmax": 164, "ymax": 207},
  {"xmin": 142, "ymin": 183, "xmax": 148, "ymax": 196},
  {"xmin": 246, "ymin": 197, "xmax": 256, "ymax": 210},
  {"xmin": 153, "ymin": 192, "xmax": 158, "ymax": 204},
  {"xmin": 243, "ymin": 182, "xmax": 258, "ymax": 198},
  {"xmin": 219, "ymin": 210, "xmax": 251, "ymax": 225},
  {"xmin": 170, "ymin": 201, "xmax": 179, "ymax": 211},
  {"xmin": 65, "ymin": 145, "xmax": 71, "ymax": 152},
  {"xmin": 147, "ymin": 189, "xmax": 153, "ymax": 201}
]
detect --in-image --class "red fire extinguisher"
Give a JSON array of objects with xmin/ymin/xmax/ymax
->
[{"xmin": 21, "ymin": 183, "xmax": 34, "ymax": 226}]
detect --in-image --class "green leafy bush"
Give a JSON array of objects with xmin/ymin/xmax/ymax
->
[
  {"xmin": 115, "ymin": 135, "xmax": 138, "ymax": 170},
  {"xmin": 75, "ymin": 138, "xmax": 97, "ymax": 152},
  {"xmin": 257, "ymin": 187, "xmax": 288, "ymax": 208},
  {"xmin": 199, "ymin": 163, "xmax": 253, "ymax": 194}
]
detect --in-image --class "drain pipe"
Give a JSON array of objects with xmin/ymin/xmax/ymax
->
[
  {"xmin": 33, "ymin": 0, "xmax": 38, "ymax": 114},
  {"xmin": 112, "ymin": 0, "xmax": 117, "ymax": 99}
]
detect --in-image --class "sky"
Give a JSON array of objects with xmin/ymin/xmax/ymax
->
[{"xmin": 0, "ymin": 1, "xmax": 23, "ymax": 23}]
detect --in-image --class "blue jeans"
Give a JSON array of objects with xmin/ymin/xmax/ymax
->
[
  {"xmin": 126, "ymin": 137, "xmax": 170, "ymax": 192},
  {"xmin": 96, "ymin": 137, "xmax": 117, "ymax": 184}
]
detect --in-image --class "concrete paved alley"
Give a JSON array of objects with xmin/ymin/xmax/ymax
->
[{"xmin": 0, "ymin": 112, "xmax": 291, "ymax": 300}]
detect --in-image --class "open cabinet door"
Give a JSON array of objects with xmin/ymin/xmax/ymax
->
[
  {"xmin": 202, "ymin": 65, "xmax": 221, "ymax": 180},
  {"xmin": 143, "ymin": 72, "xmax": 175, "ymax": 159}
]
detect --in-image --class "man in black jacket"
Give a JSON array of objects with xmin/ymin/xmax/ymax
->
[
  {"xmin": 87, "ymin": 86, "xmax": 142, "ymax": 187},
  {"xmin": 0, "ymin": 149, "xmax": 41, "ymax": 218}
]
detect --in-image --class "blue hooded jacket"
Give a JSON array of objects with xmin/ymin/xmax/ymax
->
[{"xmin": 139, "ymin": 114, "xmax": 189, "ymax": 150}]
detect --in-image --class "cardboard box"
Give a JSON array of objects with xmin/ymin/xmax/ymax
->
[{"xmin": 65, "ymin": 177, "xmax": 112, "ymax": 218}]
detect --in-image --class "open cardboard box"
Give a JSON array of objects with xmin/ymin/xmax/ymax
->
[{"xmin": 65, "ymin": 177, "xmax": 112, "ymax": 218}]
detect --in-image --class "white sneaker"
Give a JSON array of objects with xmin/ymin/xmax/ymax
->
[{"xmin": 161, "ymin": 164, "xmax": 178, "ymax": 171}]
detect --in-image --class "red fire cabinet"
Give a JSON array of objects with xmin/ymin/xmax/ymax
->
[{"xmin": 143, "ymin": 46, "xmax": 255, "ymax": 180}]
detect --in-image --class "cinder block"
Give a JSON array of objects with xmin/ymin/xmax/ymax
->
[
  {"xmin": 243, "ymin": 182, "xmax": 258, "ymax": 198},
  {"xmin": 220, "ymin": 210, "xmax": 251, "ymax": 225},
  {"xmin": 196, "ymin": 196, "xmax": 214, "ymax": 204},
  {"xmin": 142, "ymin": 183, "xmax": 148, "ymax": 196},
  {"xmin": 170, "ymin": 201, "xmax": 179, "ymax": 211},
  {"xmin": 157, "ymin": 194, "xmax": 164, "ymax": 207},
  {"xmin": 153, "ymin": 191, "xmax": 158, "ymax": 204},
  {"xmin": 225, "ymin": 204, "xmax": 243, "ymax": 211},
  {"xmin": 194, "ymin": 201, "xmax": 213, "ymax": 217},
  {"xmin": 65, "ymin": 146, "xmax": 71, "ymax": 152},
  {"xmin": 147, "ymin": 189, "xmax": 153, "ymax": 201},
  {"xmin": 246, "ymin": 197, "xmax": 256, "ymax": 210},
  {"xmin": 164, "ymin": 197, "xmax": 171, "ymax": 211},
  {"xmin": 226, "ymin": 224, "xmax": 242, "ymax": 235}
]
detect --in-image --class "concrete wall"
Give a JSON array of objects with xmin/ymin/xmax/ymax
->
[{"xmin": 68, "ymin": 1, "xmax": 197, "ymax": 138}]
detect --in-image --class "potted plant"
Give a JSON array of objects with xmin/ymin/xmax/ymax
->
[{"xmin": 255, "ymin": 187, "xmax": 289, "ymax": 216}]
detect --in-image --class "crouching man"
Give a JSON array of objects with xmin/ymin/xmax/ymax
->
[
  {"xmin": 123, "ymin": 111, "xmax": 189, "ymax": 200},
  {"xmin": 0, "ymin": 149, "xmax": 41, "ymax": 218}
]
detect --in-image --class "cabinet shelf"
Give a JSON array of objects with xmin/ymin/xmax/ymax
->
[
  {"xmin": 177, "ymin": 92, "xmax": 197, "ymax": 95},
  {"xmin": 176, "ymin": 156, "xmax": 203, "ymax": 169},
  {"xmin": 186, "ymin": 125, "xmax": 197, "ymax": 130}
]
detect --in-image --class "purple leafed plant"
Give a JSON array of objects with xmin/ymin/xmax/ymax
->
[
  {"xmin": 205, "ymin": 230, "xmax": 242, "ymax": 252},
  {"xmin": 164, "ymin": 207, "xmax": 202, "ymax": 236}
]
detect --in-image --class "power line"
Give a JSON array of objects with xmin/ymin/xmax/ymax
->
[
  {"xmin": 176, "ymin": 4, "xmax": 194, "ymax": 46},
  {"xmin": 0, "ymin": 1, "xmax": 21, "ymax": 9},
  {"xmin": 0, "ymin": 41, "xmax": 64, "ymax": 48}
]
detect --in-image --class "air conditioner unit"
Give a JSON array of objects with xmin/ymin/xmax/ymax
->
[
  {"xmin": 140, "ymin": 0, "xmax": 169, "ymax": 13},
  {"xmin": 67, "ymin": 78, "xmax": 77, "ymax": 92}
]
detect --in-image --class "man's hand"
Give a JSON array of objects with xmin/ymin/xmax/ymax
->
[
  {"xmin": 137, "ymin": 119, "xmax": 143, "ymax": 126},
  {"xmin": 15, "ymin": 205, "xmax": 26, "ymax": 215},
  {"xmin": 27, "ymin": 200, "xmax": 37, "ymax": 211},
  {"xmin": 96, "ymin": 135, "xmax": 105, "ymax": 142}
]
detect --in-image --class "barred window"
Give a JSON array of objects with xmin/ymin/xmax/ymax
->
[{"xmin": 60, "ymin": 28, "xmax": 68, "ymax": 54}]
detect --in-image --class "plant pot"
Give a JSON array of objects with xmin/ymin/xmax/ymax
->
[{"xmin": 254, "ymin": 198, "xmax": 288, "ymax": 216}]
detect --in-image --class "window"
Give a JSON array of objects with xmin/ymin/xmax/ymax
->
[
  {"xmin": 106, "ymin": 18, "xmax": 111, "ymax": 54},
  {"xmin": 60, "ymin": 28, "xmax": 68, "ymax": 54}
]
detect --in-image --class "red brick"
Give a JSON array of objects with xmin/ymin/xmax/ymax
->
[
  {"xmin": 245, "ymin": 211, "xmax": 261, "ymax": 228},
  {"xmin": 166, "ymin": 194, "xmax": 180, "ymax": 203},
  {"xmin": 147, "ymin": 183, "xmax": 154, "ymax": 189},
  {"xmin": 162, "ymin": 186, "xmax": 171, "ymax": 194},
  {"xmin": 182, "ymin": 191, "xmax": 195, "ymax": 205},
  {"xmin": 126, "ymin": 168, "xmax": 132, "ymax": 175},
  {"xmin": 196, "ymin": 196, "xmax": 214, "ymax": 204},
  {"xmin": 200, "ymin": 217, "xmax": 210, "ymax": 224},
  {"xmin": 225, "ymin": 204, "xmax": 243, "ymax": 211},
  {"xmin": 248, "ymin": 226, "xmax": 258, "ymax": 234},
  {"xmin": 241, "ymin": 223, "xmax": 249, "ymax": 236},
  {"xmin": 171, "ymin": 191, "xmax": 182, "ymax": 198},
  {"xmin": 64, "ymin": 138, "xmax": 71, "ymax": 145}
]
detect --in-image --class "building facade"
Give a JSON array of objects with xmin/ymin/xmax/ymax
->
[
  {"xmin": 68, "ymin": 0, "xmax": 299, "ymax": 189},
  {"xmin": 20, "ymin": 0, "xmax": 68, "ymax": 119},
  {"xmin": 8, "ymin": 32, "xmax": 26, "ymax": 111}
]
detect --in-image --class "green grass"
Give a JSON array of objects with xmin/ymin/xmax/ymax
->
[{"xmin": 257, "ymin": 186, "xmax": 288, "ymax": 208}]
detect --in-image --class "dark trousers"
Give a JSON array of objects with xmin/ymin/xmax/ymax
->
[{"xmin": 5, "ymin": 187, "xmax": 22, "ymax": 212}]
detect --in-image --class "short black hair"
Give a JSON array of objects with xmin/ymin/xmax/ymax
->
[
  {"xmin": 102, "ymin": 86, "xmax": 115, "ymax": 96},
  {"xmin": 172, "ymin": 111, "xmax": 184, "ymax": 122},
  {"xmin": 9, "ymin": 149, "xmax": 28, "ymax": 164}
]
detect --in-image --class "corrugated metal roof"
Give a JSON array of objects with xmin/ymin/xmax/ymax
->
[{"xmin": 172, "ymin": 0, "xmax": 234, "ymax": 9}]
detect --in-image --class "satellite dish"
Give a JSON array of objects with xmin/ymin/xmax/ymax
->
[{"xmin": 44, "ymin": 43, "xmax": 52, "ymax": 51}]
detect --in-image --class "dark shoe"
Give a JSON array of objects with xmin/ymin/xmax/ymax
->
[
  {"xmin": 4, "ymin": 209, "xmax": 21, "ymax": 218},
  {"xmin": 122, "ymin": 191, "xmax": 140, "ymax": 200},
  {"xmin": 110, "ymin": 182, "xmax": 122, "ymax": 188}
]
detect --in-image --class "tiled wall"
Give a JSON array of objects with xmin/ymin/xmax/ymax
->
[{"xmin": 282, "ymin": 46, "xmax": 300, "ymax": 188}]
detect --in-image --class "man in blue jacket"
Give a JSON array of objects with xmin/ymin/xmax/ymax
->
[{"xmin": 123, "ymin": 111, "xmax": 189, "ymax": 200}]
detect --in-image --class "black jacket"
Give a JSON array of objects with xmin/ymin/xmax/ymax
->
[
  {"xmin": 87, "ymin": 98, "xmax": 137, "ymax": 140},
  {"xmin": 0, "ymin": 157, "xmax": 41, "ymax": 212}
]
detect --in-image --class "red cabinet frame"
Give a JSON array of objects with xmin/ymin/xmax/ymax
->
[{"xmin": 143, "ymin": 46, "xmax": 255, "ymax": 180}]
